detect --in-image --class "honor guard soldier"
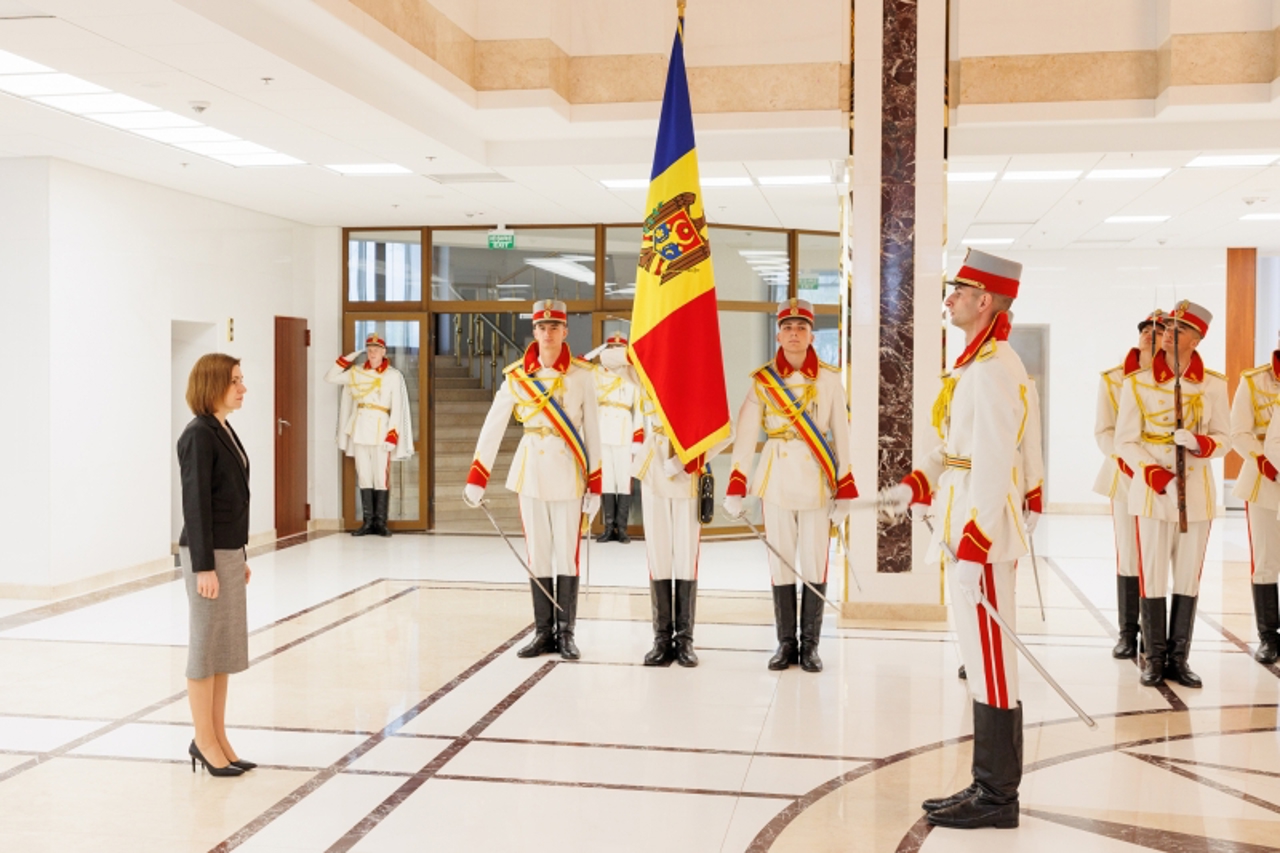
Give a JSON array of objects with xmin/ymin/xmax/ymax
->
[
  {"xmin": 723, "ymin": 298, "xmax": 857, "ymax": 674},
  {"xmin": 325, "ymin": 333, "xmax": 415, "ymax": 537},
  {"xmin": 881, "ymin": 249, "xmax": 1040, "ymax": 830},
  {"xmin": 594, "ymin": 332, "xmax": 643, "ymax": 544},
  {"xmin": 1094, "ymin": 312, "xmax": 1166, "ymax": 659},
  {"xmin": 463, "ymin": 301, "xmax": 603, "ymax": 660},
  {"xmin": 1237, "ymin": 338, "xmax": 1280, "ymax": 665},
  {"xmin": 1115, "ymin": 301, "xmax": 1229, "ymax": 689}
]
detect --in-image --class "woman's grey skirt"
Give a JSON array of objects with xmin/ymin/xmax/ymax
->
[{"xmin": 181, "ymin": 547, "xmax": 249, "ymax": 679}]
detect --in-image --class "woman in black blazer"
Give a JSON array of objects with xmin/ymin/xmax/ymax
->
[{"xmin": 177, "ymin": 353, "xmax": 253, "ymax": 777}]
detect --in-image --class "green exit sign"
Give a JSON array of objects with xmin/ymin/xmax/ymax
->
[{"xmin": 488, "ymin": 230, "xmax": 516, "ymax": 250}]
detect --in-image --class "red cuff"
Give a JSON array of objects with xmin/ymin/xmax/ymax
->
[
  {"xmin": 901, "ymin": 470, "xmax": 932, "ymax": 506},
  {"xmin": 726, "ymin": 469, "xmax": 748, "ymax": 497},
  {"xmin": 1143, "ymin": 465, "xmax": 1174, "ymax": 495},
  {"xmin": 1117, "ymin": 458, "xmax": 1134, "ymax": 479},
  {"xmin": 586, "ymin": 468, "xmax": 602, "ymax": 495},
  {"xmin": 466, "ymin": 460, "xmax": 490, "ymax": 488},
  {"xmin": 682, "ymin": 453, "xmax": 706, "ymax": 475},
  {"xmin": 1259, "ymin": 455, "xmax": 1279, "ymax": 482},
  {"xmin": 1191, "ymin": 434, "xmax": 1215, "ymax": 457},
  {"xmin": 955, "ymin": 519, "xmax": 992, "ymax": 563},
  {"xmin": 1024, "ymin": 485, "xmax": 1043, "ymax": 515},
  {"xmin": 632, "ymin": 429, "xmax": 644, "ymax": 443},
  {"xmin": 834, "ymin": 471, "xmax": 858, "ymax": 500},
  {"xmin": 385, "ymin": 429, "xmax": 398, "ymax": 446},
  {"xmin": 336, "ymin": 356, "xmax": 352, "ymax": 368}
]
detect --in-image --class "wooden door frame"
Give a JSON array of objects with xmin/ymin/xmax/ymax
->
[{"xmin": 274, "ymin": 316, "xmax": 309, "ymax": 538}]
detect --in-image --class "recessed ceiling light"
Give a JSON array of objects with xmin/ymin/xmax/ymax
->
[
  {"xmin": 961, "ymin": 237, "xmax": 1015, "ymax": 245},
  {"xmin": 1104, "ymin": 215, "xmax": 1170, "ymax": 223},
  {"xmin": 0, "ymin": 49, "xmax": 52, "ymax": 75},
  {"xmin": 1001, "ymin": 170, "xmax": 1082, "ymax": 182},
  {"xmin": 1086, "ymin": 168, "xmax": 1171, "ymax": 181},
  {"xmin": 1186, "ymin": 154, "xmax": 1279, "ymax": 168},
  {"xmin": 948, "ymin": 172, "xmax": 997, "ymax": 182},
  {"xmin": 175, "ymin": 141, "xmax": 274, "ymax": 156},
  {"xmin": 134, "ymin": 127, "xmax": 240, "ymax": 144},
  {"xmin": 326, "ymin": 163, "xmax": 413, "ymax": 175},
  {"xmin": 1241, "ymin": 213, "xmax": 1280, "ymax": 221},
  {"xmin": 87, "ymin": 111, "xmax": 203, "ymax": 129},
  {"xmin": 757, "ymin": 175, "xmax": 832, "ymax": 186},
  {"xmin": 701, "ymin": 176, "xmax": 753, "ymax": 187},
  {"xmin": 211, "ymin": 153, "xmax": 305, "ymax": 167},
  {"xmin": 600, "ymin": 178, "xmax": 648, "ymax": 189},
  {"xmin": 32, "ymin": 92, "xmax": 159, "ymax": 114},
  {"xmin": 0, "ymin": 73, "xmax": 106, "ymax": 96}
]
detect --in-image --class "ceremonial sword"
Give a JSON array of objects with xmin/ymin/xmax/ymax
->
[
  {"xmin": 469, "ymin": 498, "xmax": 563, "ymax": 613},
  {"xmin": 727, "ymin": 512, "xmax": 844, "ymax": 614},
  {"xmin": 922, "ymin": 516, "xmax": 1096, "ymax": 729},
  {"xmin": 1027, "ymin": 523, "xmax": 1046, "ymax": 621}
]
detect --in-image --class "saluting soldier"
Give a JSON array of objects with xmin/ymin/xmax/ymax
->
[
  {"xmin": 594, "ymin": 332, "xmax": 643, "ymax": 544},
  {"xmin": 723, "ymin": 298, "xmax": 857, "ymax": 674},
  {"xmin": 1094, "ymin": 311, "xmax": 1165, "ymax": 659},
  {"xmin": 880, "ymin": 249, "xmax": 1036, "ymax": 830},
  {"xmin": 463, "ymin": 300, "xmax": 603, "ymax": 660},
  {"xmin": 1115, "ymin": 301, "xmax": 1229, "ymax": 689},
  {"xmin": 325, "ymin": 333, "xmax": 415, "ymax": 537},
  {"xmin": 1236, "ymin": 337, "xmax": 1280, "ymax": 665}
]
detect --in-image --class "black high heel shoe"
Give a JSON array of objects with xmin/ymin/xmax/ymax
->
[
  {"xmin": 229, "ymin": 759, "xmax": 257, "ymax": 771},
  {"xmin": 189, "ymin": 740, "xmax": 244, "ymax": 777}
]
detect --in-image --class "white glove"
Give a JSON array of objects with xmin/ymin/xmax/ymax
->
[
  {"xmin": 879, "ymin": 483, "xmax": 914, "ymax": 518},
  {"xmin": 662, "ymin": 454, "xmax": 684, "ymax": 479},
  {"xmin": 600, "ymin": 347, "xmax": 628, "ymax": 369},
  {"xmin": 1173, "ymin": 429, "xmax": 1199, "ymax": 450},
  {"xmin": 954, "ymin": 559, "xmax": 984, "ymax": 606},
  {"xmin": 910, "ymin": 504, "xmax": 929, "ymax": 523},
  {"xmin": 382, "ymin": 441, "xmax": 397, "ymax": 453},
  {"xmin": 583, "ymin": 493, "xmax": 602, "ymax": 520},
  {"xmin": 1024, "ymin": 512, "xmax": 1040, "ymax": 536},
  {"xmin": 463, "ymin": 484, "xmax": 485, "ymax": 508},
  {"xmin": 829, "ymin": 500, "xmax": 852, "ymax": 525},
  {"xmin": 723, "ymin": 495, "xmax": 745, "ymax": 519}
]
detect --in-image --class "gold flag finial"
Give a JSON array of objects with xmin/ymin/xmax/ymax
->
[{"xmin": 678, "ymin": 0, "xmax": 686, "ymax": 14}]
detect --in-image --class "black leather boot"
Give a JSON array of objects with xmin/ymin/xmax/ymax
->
[
  {"xmin": 1138, "ymin": 596, "xmax": 1167, "ymax": 686},
  {"xmin": 614, "ymin": 494, "xmax": 632, "ymax": 544},
  {"xmin": 517, "ymin": 578, "xmax": 559, "ymax": 658},
  {"xmin": 1165, "ymin": 594, "xmax": 1202, "ymax": 688},
  {"xmin": 928, "ymin": 701, "xmax": 1021, "ymax": 829},
  {"xmin": 798, "ymin": 583, "xmax": 826, "ymax": 673},
  {"xmin": 1253, "ymin": 583, "xmax": 1280, "ymax": 664},
  {"xmin": 351, "ymin": 489, "xmax": 375, "ymax": 536},
  {"xmin": 371, "ymin": 490, "xmax": 392, "ymax": 537},
  {"xmin": 767, "ymin": 585, "xmax": 798, "ymax": 670},
  {"xmin": 1113, "ymin": 575, "xmax": 1140, "ymax": 659},
  {"xmin": 556, "ymin": 575, "xmax": 581, "ymax": 660},
  {"xmin": 673, "ymin": 579, "xmax": 699, "ymax": 667},
  {"xmin": 596, "ymin": 495, "xmax": 616, "ymax": 543},
  {"xmin": 644, "ymin": 579, "xmax": 674, "ymax": 666}
]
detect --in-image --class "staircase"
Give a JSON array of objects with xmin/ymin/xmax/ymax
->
[{"xmin": 431, "ymin": 355, "xmax": 523, "ymax": 534}]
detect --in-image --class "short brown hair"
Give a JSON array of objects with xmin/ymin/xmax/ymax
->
[{"xmin": 186, "ymin": 353, "xmax": 241, "ymax": 416}]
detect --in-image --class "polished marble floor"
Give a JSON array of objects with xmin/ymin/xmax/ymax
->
[{"xmin": 0, "ymin": 514, "xmax": 1276, "ymax": 852}]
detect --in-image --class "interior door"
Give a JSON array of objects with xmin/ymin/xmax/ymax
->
[{"xmin": 274, "ymin": 316, "xmax": 309, "ymax": 538}]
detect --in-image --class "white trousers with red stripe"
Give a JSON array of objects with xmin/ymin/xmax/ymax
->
[
  {"xmin": 1135, "ymin": 517, "xmax": 1210, "ymax": 598},
  {"xmin": 353, "ymin": 444, "xmax": 390, "ymax": 489},
  {"xmin": 763, "ymin": 504, "xmax": 830, "ymax": 586},
  {"xmin": 1247, "ymin": 502, "xmax": 1280, "ymax": 585},
  {"xmin": 951, "ymin": 561, "xmax": 1019, "ymax": 710},
  {"xmin": 641, "ymin": 493, "xmax": 700, "ymax": 581},
  {"xmin": 1110, "ymin": 499, "xmax": 1139, "ymax": 578},
  {"xmin": 519, "ymin": 496, "xmax": 582, "ymax": 579}
]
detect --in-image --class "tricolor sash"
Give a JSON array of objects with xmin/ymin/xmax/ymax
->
[
  {"xmin": 510, "ymin": 370, "xmax": 590, "ymax": 481},
  {"xmin": 756, "ymin": 366, "xmax": 838, "ymax": 492}
]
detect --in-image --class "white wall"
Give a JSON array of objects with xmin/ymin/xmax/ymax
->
[{"xmin": 945, "ymin": 247, "xmax": 1228, "ymax": 512}]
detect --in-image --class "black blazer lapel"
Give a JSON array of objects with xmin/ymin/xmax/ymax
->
[{"xmin": 205, "ymin": 415, "xmax": 250, "ymax": 494}]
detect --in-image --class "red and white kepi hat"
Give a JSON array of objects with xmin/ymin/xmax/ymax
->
[
  {"xmin": 1137, "ymin": 310, "xmax": 1166, "ymax": 331},
  {"xmin": 950, "ymin": 248, "xmax": 1022, "ymax": 299},
  {"xmin": 365, "ymin": 333, "xmax": 387, "ymax": 348},
  {"xmin": 777, "ymin": 297, "xmax": 814, "ymax": 325},
  {"xmin": 605, "ymin": 331, "xmax": 628, "ymax": 346},
  {"xmin": 1168, "ymin": 300, "xmax": 1211, "ymax": 338},
  {"xmin": 532, "ymin": 299, "xmax": 568, "ymax": 324}
]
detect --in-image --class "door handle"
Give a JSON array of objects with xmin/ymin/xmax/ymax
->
[{"xmin": 278, "ymin": 418, "xmax": 291, "ymax": 436}]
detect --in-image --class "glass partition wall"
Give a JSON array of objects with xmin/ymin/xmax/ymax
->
[{"xmin": 342, "ymin": 224, "xmax": 839, "ymax": 534}]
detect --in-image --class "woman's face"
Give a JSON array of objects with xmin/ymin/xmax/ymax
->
[{"xmin": 221, "ymin": 365, "xmax": 246, "ymax": 414}]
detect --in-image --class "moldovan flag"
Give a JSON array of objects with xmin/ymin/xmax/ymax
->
[{"xmin": 627, "ymin": 10, "xmax": 730, "ymax": 464}]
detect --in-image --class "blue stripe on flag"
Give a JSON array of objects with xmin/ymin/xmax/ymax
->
[{"xmin": 649, "ymin": 20, "xmax": 696, "ymax": 181}]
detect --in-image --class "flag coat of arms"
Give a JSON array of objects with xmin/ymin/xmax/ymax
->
[{"xmin": 627, "ymin": 10, "xmax": 730, "ymax": 464}]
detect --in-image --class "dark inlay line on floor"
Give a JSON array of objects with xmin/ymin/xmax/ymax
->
[
  {"xmin": 1156, "ymin": 754, "xmax": 1280, "ymax": 779},
  {"xmin": 323, "ymin": 660, "xmax": 559, "ymax": 853},
  {"xmin": 1044, "ymin": 556, "xmax": 1189, "ymax": 712},
  {"xmin": 247, "ymin": 577, "xmax": 387, "ymax": 637},
  {"xmin": 1195, "ymin": 610, "xmax": 1280, "ymax": 681},
  {"xmin": 248, "ymin": 587, "xmax": 418, "ymax": 666},
  {"xmin": 246, "ymin": 529, "xmax": 340, "ymax": 558},
  {"xmin": 893, "ymin": 814, "xmax": 932, "ymax": 853},
  {"xmin": 1126, "ymin": 751, "xmax": 1280, "ymax": 814},
  {"xmin": 433, "ymin": 772, "xmax": 799, "ymax": 800},
  {"xmin": 1021, "ymin": 807, "xmax": 1280, "ymax": 853},
  {"xmin": 209, "ymin": 623, "xmax": 534, "ymax": 853},
  {"xmin": 468, "ymin": 736, "xmax": 875, "ymax": 763}
]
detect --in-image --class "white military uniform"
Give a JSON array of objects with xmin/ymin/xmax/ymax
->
[
  {"xmin": 1233, "ymin": 356, "xmax": 1280, "ymax": 585},
  {"xmin": 727, "ymin": 347, "xmax": 856, "ymax": 585},
  {"xmin": 467, "ymin": 343, "xmax": 603, "ymax": 578},
  {"xmin": 595, "ymin": 366, "xmax": 642, "ymax": 495},
  {"xmin": 1094, "ymin": 350, "xmax": 1143, "ymax": 579},
  {"xmin": 633, "ymin": 391, "xmax": 703, "ymax": 581},
  {"xmin": 325, "ymin": 353, "xmax": 414, "ymax": 488},
  {"xmin": 1115, "ymin": 351, "xmax": 1230, "ymax": 598},
  {"xmin": 904, "ymin": 313, "xmax": 1035, "ymax": 711}
]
